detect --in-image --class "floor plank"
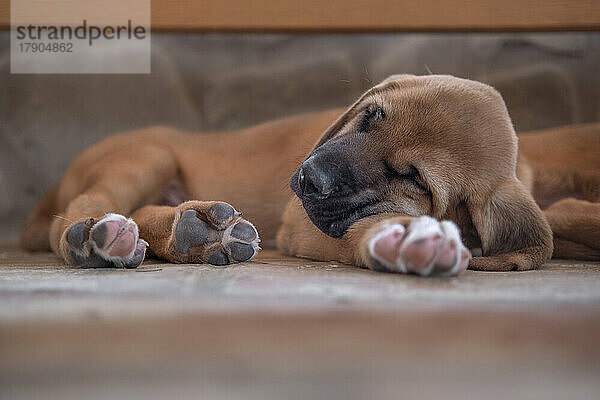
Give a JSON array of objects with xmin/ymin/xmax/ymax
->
[{"xmin": 1, "ymin": 246, "xmax": 599, "ymax": 399}]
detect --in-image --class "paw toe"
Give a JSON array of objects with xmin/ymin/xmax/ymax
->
[
  {"xmin": 208, "ymin": 250, "xmax": 230, "ymax": 266},
  {"xmin": 67, "ymin": 219, "xmax": 92, "ymax": 250},
  {"xmin": 401, "ymin": 236, "xmax": 440, "ymax": 270},
  {"xmin": 122, "ymin": 240, "xmax": 148, "ymax": 269},
  {"xmin": 369, "ymin": 225, "xmax": 406, "ymax": 272},
  {"xmin": 230, "ymin": 221, "xmax": 258, "ymax": 241},
  {"xmin": 90, "ymin": 220, "xmax": 109, "ymax": 248},
  {"xmin": 209, "ymin": 203, "xmax": 235, "ymax": 225},
  {"xmin": 433, "ymin": 240, "xmax": 457, "ymax": 269},
  {"xmin": 372, "ymin": 230, "xmax": 402, "ymax": 264},
  {"xmin": 228, "ymin": 242, "xmax": 256, "ymax": 262}
]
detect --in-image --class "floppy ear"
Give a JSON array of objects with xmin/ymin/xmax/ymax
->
[
  {"xmin": 313, "ymin": 96, "xmax": 365, "ymax": 149},
  {"xmin": 314, "ymin": 74, "xmax": 418, "ymax": 149},
  {"xmin": 467, "ymin": 177, "xmax": 553, "ymax": 271}
]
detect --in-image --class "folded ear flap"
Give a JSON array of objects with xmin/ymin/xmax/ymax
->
[
  {"xmin": 314, "ymin": 75, "xmax": 417, "ymax": 149},
  {"xmin": 313, "ymin": 96, "xmax": 365, "ymax": 149},
  {"xmin": 468, "ymin": 177, "xmax": 553, "ymax": 271}
]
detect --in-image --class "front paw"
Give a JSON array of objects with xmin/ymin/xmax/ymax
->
[
  {"xmin": 63, "ymin": 214, "xmax": 147, "ymax": 268},
  {"xmin": 367, "ymin": 216, "xmax": 470, "ymax": 276},
  {"xmin": 169, "ymin": 201, "xmax": 261, "ymax": 266}
]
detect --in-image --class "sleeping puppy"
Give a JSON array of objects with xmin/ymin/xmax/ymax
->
[{"xmin": 20, "ymin": 74, "xmax": 600, "ymax": 276}]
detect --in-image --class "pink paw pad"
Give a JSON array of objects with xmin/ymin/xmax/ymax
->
[
  {"xmin": 85, "ymin": 214, "xmax": 147, "ymax": 268},
  {"xmin": 90, "ymin": 214, "xmax": 138, "ymax": 257},
  {"xmin": 372, "ymin": 227, "xmax": 405, "ymax": 265},
  {"xmin": 368, "ymin": 216, "xmax": 471, "ymax": 277},
  {"xmin": 401, "ymin": 235, "xmax": 441, "ymax": 270}
]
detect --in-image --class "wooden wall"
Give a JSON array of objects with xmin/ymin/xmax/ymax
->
[{"xmin": 0, "ymin": 0, "xmax": 599, "ymax": 32}]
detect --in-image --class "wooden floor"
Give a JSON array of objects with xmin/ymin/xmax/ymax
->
[{"xmin": 1, "ymin": 246, "xmax": 600, "ymax": 400}]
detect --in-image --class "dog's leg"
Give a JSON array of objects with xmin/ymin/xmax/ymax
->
[
  {"xmin": 534, "ymin": 165, "xmax": 600, "ymax": 260},
  {"xmin": 51, "ymin": 145, "xmax": 177, "ymax": 268},
  {"xmin": 544, "ymin": 198, "xmax": 600, "ymax": 260},
  {"xmin": 553, "ymin": 238, "xmax": 600, "ymax": 260},
  {"xmin": 20, "ymin": 187, "xmax": 58, "ymax": 251},
  {"xmin": 277, "ymin": 199, "xmax": 470, "ymax": 276},
  {"xmin": 131, "ymin": 200, "xmax": 260, "ymax": 265}
]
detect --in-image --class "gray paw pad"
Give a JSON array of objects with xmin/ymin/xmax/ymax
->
[
  {"xmin": 173, "ymin": 204, "xmax": 259, "ymax": 265},
  {"xmin": 67, "ymin": 221, "xmax": 90, "ymax": 250},
  {"xmin": 208, "ymin": 251, "xmax": 229, "ymax": 266},
  {"xmin": 70, "ymin": 251, "xmax": 114, "ymax": 268},
  {"xmin": 209, "ymin": 203, "xmax": 235, "ymax": 224},
  {"xmin": 90, "ymin": 222, "xmax": 108, "ymax": 248},
  {"xmin": 230, "ymin": 222, "xmax": 257, "ymax": 241},
  {"xmin": 228, "ymin": 242, "xmax": 255, "ymax": 262},
  {"xmin": 174, "ymin": 210, "xmax": 209, "ymax": 254},
  {"xmin": 123, "ymin": 246, "xmax": 147, "ymax": 269}
]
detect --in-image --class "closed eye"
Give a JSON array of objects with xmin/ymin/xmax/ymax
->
[
  {"xmin": 359, "ymin": 106, "xmax": 385, "ymax": 133},
  {"xmin": 384, "ymin": 163, "xmax": 429, "ymax": 193}
]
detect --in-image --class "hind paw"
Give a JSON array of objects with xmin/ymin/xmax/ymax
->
[
  {"xmin": 170, "ymin": 201, "xmax": 260, "ymax": 266},
  {"xmin": 64, "ymin": 214, "xmax": 147, "ymax": 268}
]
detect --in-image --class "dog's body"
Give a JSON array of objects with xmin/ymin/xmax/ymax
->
[{"xmin": 21, "ymin": 75, "xmax": 600, "ymax": 275}]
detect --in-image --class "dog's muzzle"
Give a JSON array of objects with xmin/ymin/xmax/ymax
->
[{"xmin": 291, "ymin": 151, "xmax": 382, "ymax": 238}]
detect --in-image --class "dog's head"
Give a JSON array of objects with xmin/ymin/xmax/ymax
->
[{"xmin": 291, "ymin": 74, "xmax": 550, "ymax": 259}]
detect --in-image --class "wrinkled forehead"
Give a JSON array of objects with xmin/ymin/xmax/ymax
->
[
  {"xmin": 359, "ymin": 76, "xmax": 465, "ymax": 108},
  {"xmin": 314, "ymin": 77, "xmax": 443, "ymax": 148},
  {"xmin": 359, "ymin": 79, "xmax": 465, "ymax": 133},
  {"xmin": 317, "ymin": 74, "xmax": 511, "ymax": 149},
  {"xmin": 361, "ymin": 76, "xmax": 498, "ymax": 133},
  {"xmin": 354, "ymin": 79, "xmax": 403, "ymax": 107}
]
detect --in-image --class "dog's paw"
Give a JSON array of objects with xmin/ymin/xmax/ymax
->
[
  {"xmin": 64, "ymin": 214, "xmax": 148, "ymax": 268},
  {"xmin": 368, "ymin": 216, "xmax": 470, "ymax": 276},
  {"xmin": 170, "ymin": 201, "xmax": 260, "ymax": 266}
]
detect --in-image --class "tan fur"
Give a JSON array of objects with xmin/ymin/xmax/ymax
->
[{"xmin": 20, "ymin": 75, "xmax": 600, "ymax": 270}]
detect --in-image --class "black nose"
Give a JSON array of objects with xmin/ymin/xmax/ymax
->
[{"xmin": 298, "ymin": 156, "xmax": 338, "ymax": 199}]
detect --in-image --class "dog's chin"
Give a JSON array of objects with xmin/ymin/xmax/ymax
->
[{"xmin": 300, "ymin": 199, "xmax": 380, "ymax": 238}]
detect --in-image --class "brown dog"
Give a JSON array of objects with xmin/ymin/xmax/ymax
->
[{"xmin": 20, "ymin": 74, "xmax": 600, "ymax": 276}]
